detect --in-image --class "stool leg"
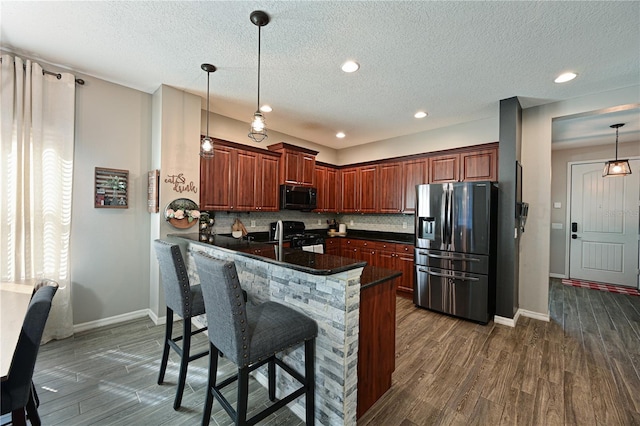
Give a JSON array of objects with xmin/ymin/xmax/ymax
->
[
  {"xmin": 305, "ymin": 338, "xmax": 315, "ymax": 426},
  {"xmin": 25, "ymin": 387, "xmax": 41, "ymax": 426},
  {"xmin": 236, "ymin": 367, "xmax": 249, "ymax": 425},
  {"xmin": 202, "ymin": 342, "xmax": 218, "ymax": 426},
  {"xmin": 268, "ymin": 357, "xmax": 276, "ymax": 402},
  {"xmin": 174, "ymin": 317, "xmax": 192, "ymax": 410},
  {"xmin": 158, "ymin": 307, "xmax": 173, "ymax": 385}
]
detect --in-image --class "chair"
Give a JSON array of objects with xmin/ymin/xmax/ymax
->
[
  {"xmin": 193, "ymin": 252, "xmax": 317, "ymax": 426},
  {"xmin": 153, "ymin": 240, "xmax": 209, "ymax": 410},
  {"xmin": 1, "ymin": 283, "xmax": 58, "ymax": 426}
]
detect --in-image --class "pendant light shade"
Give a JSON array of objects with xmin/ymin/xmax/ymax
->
[
  {"xmin": 248, "ymin": 10, "xmax": 270, "ymax": 143},
  {"xmin": 603, "ymin": 123, "xmax": 631, "ymax": 177},
  {"xmin": 201, "ymin": 63, "xmax": 216, "ymax": 158}
]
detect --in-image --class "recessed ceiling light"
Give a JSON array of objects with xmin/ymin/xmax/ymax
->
[
  {"xmin": 414, "ymin": 111, "xmax": 428, "ymax": 119},
  {"xmin": 336, "ymin": 132, "xmax": 346, "ymax": 138},
  {"xmin": 260, "ymin": 105, "xmax": 272, "ymax": 113},
  {"xmin": 554, "ymin": 72, "xmax": 577, "ymax": 83},
  {"xmin": 341, "ymin": 61, "xmax": 359, "ymax": 73}
]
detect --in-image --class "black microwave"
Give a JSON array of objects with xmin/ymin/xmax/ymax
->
[{"xmin": 280, "ymin": 185, "xmax": 317, "ymax": 211}]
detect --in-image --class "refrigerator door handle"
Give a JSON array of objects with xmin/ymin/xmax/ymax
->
[
  {"xmin": 440, "ymin": 190, "xmax": 448, "ymax": 246},
  {"xmin": 418, "ymin": 268, "xmax": 480, "ymax": 282},
  {"xmin": 447, "ymin": 184, "xmax": 454, "ymax": 248},
  {"xmin": 424, "ymin": 252, "xmax": 481, "ymax": 262}
]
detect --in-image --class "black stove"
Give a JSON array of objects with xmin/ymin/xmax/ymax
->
[{"xmin": 269, "ymin": 221, "xmax": 324, "ymax": 248}]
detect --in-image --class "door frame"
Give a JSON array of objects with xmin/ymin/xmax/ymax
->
[{"xmin": 564, "ymin": 156, "xmax": 640, "ymax": 282}]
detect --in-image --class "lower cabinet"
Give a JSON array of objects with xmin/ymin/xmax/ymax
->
[{"xmin": 331, "ymin": 237, "xmax": 415, "ymax": 296}]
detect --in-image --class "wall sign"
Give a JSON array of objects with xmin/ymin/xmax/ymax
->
[
  {"xmin": 147, "ymin": 169, "xmax": 159, "ymax": 213},
  {"xmin": 164, "ymin": 173, "xmax": 198, "ymax": 194}
]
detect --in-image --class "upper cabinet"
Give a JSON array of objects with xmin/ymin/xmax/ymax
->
[
  {"xmin": 429, "ymin": 146, "xmax": 498, "ymax": 184},
  {"xmin": 378, "ymin": 162, "xmax": 403, "ymax": 213},
  {"xmin": 340, "ymin": 166, "xmax": 378, "ymax": 213},
  {"xmin": 267, "ymin": 143, "xmax": 318, "ymax": 187},
  {"xmin": 200, "ymin": 139, "xmax": 280, "ymax": 212},
  {"xmin": 460, "ymin": 148, "xmax": 498, "ymax": 182},
  {"xmin": 315, "ymin": 164, "xmax": 339, "ymax": 213},
  {"xmin": 401, "ymin": 158, "xmax": 428, "ymax": 214}
]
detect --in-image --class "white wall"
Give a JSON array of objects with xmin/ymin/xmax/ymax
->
[
  {"xmin": 519, "ymin": 85, "xmax": 640, "ymax": 316},
  {"xmin": 71, "ymin": 73, "xmax": 152, "ymax": 325},
  {"xmin": 337, "ymin": 117, "xmax": 499, "ymax": 165},
  {"xmin": 148, "ymin": 85, "xmax": 202, "ymax": 320},
  {"xmin": 203, "ymin": 111, "xmax": 339, "ymax": 165}
]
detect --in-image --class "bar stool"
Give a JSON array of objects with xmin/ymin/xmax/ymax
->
[
  {"xmin": 193, "ymin": 251, "xmax": 317, "ymax": 426},
  {"xmin": 153, "ymin": 240, "xmax": 209, "ymax": 410}
]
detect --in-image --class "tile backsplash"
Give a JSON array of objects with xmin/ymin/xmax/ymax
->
[{"xmin": 205, "ymin": 210, "xmax": 415, "ymax": 235}]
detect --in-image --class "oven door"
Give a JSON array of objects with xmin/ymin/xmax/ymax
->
[{"xmin": 414, "ymin": 266, "xmax": 489, "ymax": 323}]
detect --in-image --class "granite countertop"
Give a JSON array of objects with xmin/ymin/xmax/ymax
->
[
  {"xmin": 360, "ymin": 265, "xmax": 402, "ymax": 290},
  {"xmin": 175, "ymin": 234, "xmax": 367, "ymax": 276},
  {"xmin": 306, "ymin": 229, "xmax": 415, "ymax": 244}
]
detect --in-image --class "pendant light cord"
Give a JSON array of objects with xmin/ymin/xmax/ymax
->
[
  {"xmin": 206, "ymin": 71, "xmax": 210, "ymax": 137},
  {"xmin": 257, "ymin": 25, "xmax": 261, "ymax": 111},
  {"xmin": 615, "ymin": 126, "xmax": 619, "ymax": 160}
]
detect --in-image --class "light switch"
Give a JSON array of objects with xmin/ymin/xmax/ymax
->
[
  {"xmin": 551, "ymin": 222, "xmax": 563, "ymax": 230},
  {"xmin": 250, "ymin": 220, "xmax": 256, "ymax": 228},
  {"xmin": 553, "ymin": 202, "xmax": 561, "ymax": 209}
]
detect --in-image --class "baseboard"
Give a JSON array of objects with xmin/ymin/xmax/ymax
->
[
  {"xmin": 73, "ymin": 309, "xmax": 166, "ymax": 333},
  {"xmin": 520, "ymin": 309, "xmax": 550, "ymax": 322},
  {"xmin": 549, "ymin": 273, "xmax": 566, "ymax": 279},
  {"xmin": 494, "ymin": 309, "xmax": 521, "ymax": 327},
  {"xmin": 148, "ymin": 309, "xmax": 167, "ymax": 326}
]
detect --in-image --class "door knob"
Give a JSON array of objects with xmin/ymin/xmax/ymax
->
[{"xmin": 571, "ymin": 234, "xmax": 579, "ymax": 239}]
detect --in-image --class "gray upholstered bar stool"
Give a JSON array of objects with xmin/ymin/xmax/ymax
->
[
  {"xmin": 193, "ymin": 251, "xmax": 318, "ymax": 426},
  {"xmin": 153, "ymin": 240, "xmax": 209, "ymax": 410}
]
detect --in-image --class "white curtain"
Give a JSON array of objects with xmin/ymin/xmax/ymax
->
[{"xmin": 0, "ymin": 54, "xmax": 74, "ymax": 342}]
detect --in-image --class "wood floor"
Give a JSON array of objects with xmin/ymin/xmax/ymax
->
[{"xmin": 26, "ymin": 279, "xmax": 640, "ymax": 425}]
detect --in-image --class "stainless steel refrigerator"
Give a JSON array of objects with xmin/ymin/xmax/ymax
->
[{"xmin": 414, "ymin": 181, "xmax": 498, "ymax": 323}]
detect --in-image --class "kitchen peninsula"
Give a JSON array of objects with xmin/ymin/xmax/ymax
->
[{"xmin": 169, "ymin": 234, "xmax": 400, "ymax": 425}]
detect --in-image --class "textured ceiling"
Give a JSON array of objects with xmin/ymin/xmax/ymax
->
[{"xmin": 1, "ymin": 1, "xmax": 639, "ymax": 150}]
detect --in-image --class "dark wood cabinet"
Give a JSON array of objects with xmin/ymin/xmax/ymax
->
[
  {"xmin": 324, "ymin": 237, "xmax": 341, "ymax": 256},
  {"xmin": 377, "ymin": 162, "xmax": 403, "ymax": 213},
  {"xmin": 234, "ymin": 150, "xmax": 259, "ymax": 210},
  {"xmin": 200, "ymin": 140, "xmax": 279, "ymax": 212},
  {"xmin": 340, "ymin": 166, "xmax": 377, "ymax": 213},
  {"xmin": 401, "ymin": 158, "xmax": 428, "ymax": 213},
  {"xmin": 340, "ymin": 168, "xmax": 359, "ymax": 213},
  {"xmin": 200, "ymin": 144, "xmax": 234, "ymax": 211},
  {"xmin": 460, "ymin": 147, "xmax": 498, "ymax": 181},
  {"xmin": 337, "ymin": 239, "xmax": 415, "ymax": 297},
  {"xmin": 315, "ymin": 164, "xmax": 339, "ymax": 213},
  {"xmin": 358, "ymin": 166, "xmax": 378, "ymax": 213},
  {"xmin": 428, "ymin": 146, "xmax": 498, "ymax": 184},
  {"xmin": 395, "ymin": 244, "xmax": 415, "ymax": 296},
  {"xmin": 267, "ymin": 143, "xmax": 318, "ymax": 187},
  {"xmin": 429, "ymin": 153, "xmax": 460, "ymax": 183},
  {"xmin": 256, "ymin": 153, "xmax": 280, "ymax": 211}
]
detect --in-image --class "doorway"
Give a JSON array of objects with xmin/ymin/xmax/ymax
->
[{"xmin": 568, "ymin": 160, "xmax": 640, "ymax": 288}]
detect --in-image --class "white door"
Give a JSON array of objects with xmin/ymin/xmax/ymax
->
[{"xmin": 569, "ymin": 160, "xmax": 640, "ymax": 287}]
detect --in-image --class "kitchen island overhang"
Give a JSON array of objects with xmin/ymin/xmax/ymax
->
[{"xmin": 166, "ymin": 234, "xmax": 399, "ymax": 425}]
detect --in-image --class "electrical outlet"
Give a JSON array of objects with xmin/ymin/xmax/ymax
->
[
  {"xmin": 250, "ymin": 220, "xmax": 256, "ymax": 228},
  {"xmin": 349, "ymin": 220, "xmax": 354, "ymax": 226},
  {"xmin": 317, "ymin": 219, "xmax": 322, "ymax": 225},
  {"xmin": 402, "ymin": 221, "xmax": 407, "ymax": 229}
]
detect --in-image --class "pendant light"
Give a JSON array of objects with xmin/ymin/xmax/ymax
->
[
  {"xmin": 200, "ymin": 63, "xmax": 216, "ymax": 158},
  {"xmin": 602, "ymin": 123, "xmax": 632, "ymax": 177},
  {"xmin": 248, "ymin": 10, "xmax": 270, "ymax": 143}
]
